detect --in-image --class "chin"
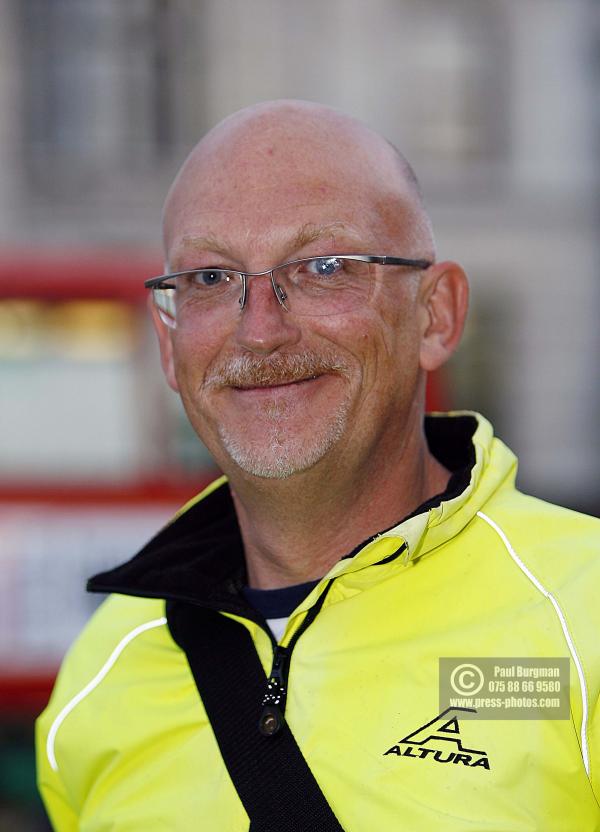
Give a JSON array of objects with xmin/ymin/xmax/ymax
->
[{"xmin": 218, "ymin": 414, "xmax": 348, "ymax": 480}]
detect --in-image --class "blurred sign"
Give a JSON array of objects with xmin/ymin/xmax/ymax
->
[{"xmin": 0, "ymin": 503, "xmax": 175, "ymax": 670}]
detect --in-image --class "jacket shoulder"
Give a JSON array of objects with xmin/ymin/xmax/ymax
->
[
  {"xmin": 41, "ymin": 593, "xmax": 167, "ymax": 720},
  {"xmin": 478, "ymin": 493, "xmax": 600, "ymax": 700},
  {"xmin": 478, "ymin": 488, "xmax": 600, "ymax": 604},
  {"xmin": 484, "ymin": 487, "xmax": 600, "ymax": 563}
]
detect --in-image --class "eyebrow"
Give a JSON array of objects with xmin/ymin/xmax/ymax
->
[
  {"xmin": 288, "ymin": 222, "xmax": 358, "ymax": 251},
  {"xmin": 176, "ymin": 233, "xmax": 235, "ymax": 260},
  {"xmin": 172, "ymin": 222, "xmax": 362, "ymax": 268}
]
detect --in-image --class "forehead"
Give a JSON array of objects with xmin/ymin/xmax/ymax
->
[
  {"xmin": 165, "ymin": 172, "xmax": 415, "ymax": 269},
  {"xmin": 163, "ymin": 115, "xmax": 419, "ymax": 265}
]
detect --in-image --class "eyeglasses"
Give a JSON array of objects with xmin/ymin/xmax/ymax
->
[{"xmin": 145, "ymin": 254, "xmax": 432, "ymax": 328}]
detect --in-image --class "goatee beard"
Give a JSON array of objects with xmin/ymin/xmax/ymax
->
[{"xmin": 206, "ymin": 349, "xmax": 351, "ymax": 479}]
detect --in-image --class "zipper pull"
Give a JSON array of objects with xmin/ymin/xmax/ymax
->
[{"xmin": 258, "ymin": 645, "xmax": 289, "ymax": 736}]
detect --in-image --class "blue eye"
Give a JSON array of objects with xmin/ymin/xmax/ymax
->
[
  {"xmin": 193, "ymin": 270, "xmax": 225, "ymax": 287},
  {"xmin": 309, "ymin": 257, "xmax": 343, "ymax": 277}
]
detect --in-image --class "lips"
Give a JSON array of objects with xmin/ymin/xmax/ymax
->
[{"xmin": 233, "ymin": 374, "xmax": 320, "ymax": 390}]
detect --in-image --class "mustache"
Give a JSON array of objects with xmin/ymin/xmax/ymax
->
[{"xmin": 205, "ymin": 351, "xmax": 348, "ymax": 388}]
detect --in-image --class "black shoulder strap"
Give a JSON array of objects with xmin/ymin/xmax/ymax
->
[{"xmin": 168, "ymin": 601, "xmax": 345, "ymax": 832}]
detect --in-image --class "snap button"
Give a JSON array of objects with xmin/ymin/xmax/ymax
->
[{"xmin": 258, "ymin": 705, "xmax": 283, "ymax": 736}]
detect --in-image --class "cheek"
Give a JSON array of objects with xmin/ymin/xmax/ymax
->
[
  {"xmin": 322, "ymin": 308, "xmax": 399, "ymax": 371},
  {"xmin": 358, "ymin": 310, "xmax": 423, "ymax": 397},
  {"xmin": 170, "ymin": 330, "xmax": 219, "ymax": 394},
  {"xmin": 379, "ymin": 292, "xmax": 423, "ymax": 358}
]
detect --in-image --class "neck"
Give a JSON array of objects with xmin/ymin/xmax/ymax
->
[{"xmin": 227, "ymin": 413, "xmax": 450, "ymax": 589}]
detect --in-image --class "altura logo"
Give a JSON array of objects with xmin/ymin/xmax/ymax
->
[{"xmin": 383, "ymin": 707, "xmax": 490, "ymax": 770}]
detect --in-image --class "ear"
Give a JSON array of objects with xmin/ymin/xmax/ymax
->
[
  {"xmin": 149, "ymin": 297, "xmax": 180, "ymax": 393},
  {"xmin": 418, "ymin": 261, "xmax": 469, "ymax": 373}
]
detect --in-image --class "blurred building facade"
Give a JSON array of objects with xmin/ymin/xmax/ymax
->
[{"xmin": 0, "ymin": 0, "xmax": 597, "ymax": 502}]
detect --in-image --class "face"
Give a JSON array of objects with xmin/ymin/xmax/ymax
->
[{"xmin": 156, "ymin": 113, "xmax": 432, "ymax": 481}]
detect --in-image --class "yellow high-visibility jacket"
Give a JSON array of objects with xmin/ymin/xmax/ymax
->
[{"xmin": 37, "ymin": 413, "xmax": 600, "ymax": 830}]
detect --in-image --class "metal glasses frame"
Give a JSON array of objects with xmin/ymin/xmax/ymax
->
[{"xmin": 144, "ymin": 254, "xmax": 433, "ymax": 311}]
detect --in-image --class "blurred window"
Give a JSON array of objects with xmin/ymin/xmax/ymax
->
[
  {"xmin": 409, "ymin": 0, "xmax": 509, "ymax": 166},
  {"xmin": 19, "ymin": 0, "xmax": 181, "ymax": 193},
  {"xmin": 0, "ymin": 299, "xmax": 144, "ymax": 480}
]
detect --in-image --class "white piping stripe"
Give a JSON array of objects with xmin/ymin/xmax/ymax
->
[
  {"xmin": 477, "ymin": 510, "xmax": 590, "ymax": 777},
  {"xmin": 46, "ymin": 617, "xmax": 168, "ymax": 772}
]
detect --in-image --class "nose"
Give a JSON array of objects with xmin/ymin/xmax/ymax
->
[{"xmin": 234, "ymin": 274, "xmax": 301, "ymax": 355}]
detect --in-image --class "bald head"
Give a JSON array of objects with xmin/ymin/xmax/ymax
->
[{"xmin": 163, "ymin": 100, "xmax": 435, "ymax": 269}]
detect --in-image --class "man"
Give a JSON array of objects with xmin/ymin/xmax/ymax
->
[{"xmin": 37, "ymin": 101, "xmax": 600, "ymax": 830}]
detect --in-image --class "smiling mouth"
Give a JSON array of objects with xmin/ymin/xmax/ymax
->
[{"xmin": 232, "ymin": 374, "xmax": 321, "ymax": 391}]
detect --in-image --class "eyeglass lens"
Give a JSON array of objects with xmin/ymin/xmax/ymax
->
[{"xmin": 152, "ymin": 257, "xmax": 380, "ymax": 326}]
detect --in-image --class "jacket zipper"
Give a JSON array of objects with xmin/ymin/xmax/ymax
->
[{"xmin": 258, "ymin": 579, "xmax": 334, "ymax": 736}]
